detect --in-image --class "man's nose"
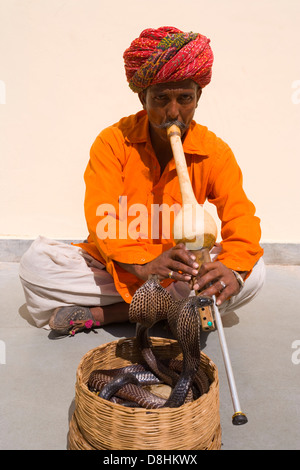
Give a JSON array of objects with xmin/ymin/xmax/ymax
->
[{"xmin": 166, "ymin": 99, "xmax": 180, "ymax": 121}]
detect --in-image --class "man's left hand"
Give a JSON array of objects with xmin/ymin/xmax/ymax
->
[{"xmin": 192, "ymin": 261, "xmax": 243, "ymax": 306}]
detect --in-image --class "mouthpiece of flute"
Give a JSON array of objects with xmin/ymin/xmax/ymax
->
[{"xmin": 167, "ymin": 124, "xmax": 182, "ymax": 138}]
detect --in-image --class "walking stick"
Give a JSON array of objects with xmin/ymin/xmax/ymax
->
[
  {"xmin": 196, "ymin": 247, "xmax": 248, "ymax": 425},
  {"xmin": 213, "ymin": 293, "xmax": 248, "ymax": 424},
  {"xmin": 167, "ymin": 124, "xmax": 248, "ymax": 425}
]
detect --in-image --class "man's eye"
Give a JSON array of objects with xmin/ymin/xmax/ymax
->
[
  {"xmin": 180, "ymin": 95, "xmax": 193, "ymax": 102},
  {"xmin": 154, "ymin": 95, "xmax": 167, "ymax": 101}
]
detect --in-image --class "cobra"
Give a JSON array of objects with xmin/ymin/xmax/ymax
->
[{"xmin": 88, "ymin": 276, "xmax": 212, "ymax": 408}]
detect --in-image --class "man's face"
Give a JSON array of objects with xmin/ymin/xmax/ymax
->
[{"xmin": 139, "ymin": 79, "xmax": 202, "ymax": 142}]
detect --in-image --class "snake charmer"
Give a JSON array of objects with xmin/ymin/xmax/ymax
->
[{"xmin": 19, "ymin": 26, "xmax": 265, "ymax": 336}]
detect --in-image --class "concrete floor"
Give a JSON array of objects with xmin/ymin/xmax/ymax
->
[{"xmin": 0, "ymin": 262, "xmax": 299, "ymax": 450}]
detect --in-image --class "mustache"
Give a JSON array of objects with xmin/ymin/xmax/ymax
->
[{"xmin": 155, "ymin": 120, "xmax": 188, "ymax": 132}]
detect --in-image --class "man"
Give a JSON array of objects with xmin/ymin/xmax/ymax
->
[{"xmin": 19, "ymin": 26, "xmax": 265, "ymax": 336}]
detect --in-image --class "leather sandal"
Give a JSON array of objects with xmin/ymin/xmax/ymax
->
[{"xmin": 49, "ymin": 306, "xmax": 100, "ymax": 336}]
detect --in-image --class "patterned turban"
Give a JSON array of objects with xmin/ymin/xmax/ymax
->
[{"xmin": 123, "ymin": 26, "xmax": 214, "ymax": 93}]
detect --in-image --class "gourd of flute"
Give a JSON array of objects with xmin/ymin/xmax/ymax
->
[{"xmin": 167, "ymin": 124, "xmax": 217, "ymax": 252}]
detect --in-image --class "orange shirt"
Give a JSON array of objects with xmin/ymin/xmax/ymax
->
[{"xmin": 76, "ymin": 110, "xmax": 263, "ymax": 302}]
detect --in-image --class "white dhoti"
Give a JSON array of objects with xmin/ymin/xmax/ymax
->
[{"xmin": 19, "ymin": 235, "xmax": 266, "ymax": 328}]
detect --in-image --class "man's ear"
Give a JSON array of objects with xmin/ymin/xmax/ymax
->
[{"xmin": 138, "ymin": 90, "xmax": 147, "ymax": 109}]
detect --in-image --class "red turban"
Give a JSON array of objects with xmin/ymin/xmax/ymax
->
[{"xmin": 123, "ymin": 26, "xmax": 213, "ymax": 93}]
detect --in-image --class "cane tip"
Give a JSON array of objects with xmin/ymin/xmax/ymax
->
[{"xmin": 232, "ymin": 412, "xmax": 248, "ymax": 425}]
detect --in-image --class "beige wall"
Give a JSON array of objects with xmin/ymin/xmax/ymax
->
[{"xmin": 0, "ymin": 0, "xmax": 300, "ymax": 243}]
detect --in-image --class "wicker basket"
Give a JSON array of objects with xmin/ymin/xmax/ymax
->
[{"xmin": 68, "ymin": 337, "xmax": 221, "ymax": 450}]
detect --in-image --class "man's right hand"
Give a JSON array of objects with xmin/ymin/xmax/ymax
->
[{"xmin": 117, "ymin": 243, "xmax": 199, "ymax": 282}]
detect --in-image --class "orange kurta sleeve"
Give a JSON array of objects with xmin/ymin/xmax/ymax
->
[
  {"xmin": 79, "ymin": 119, "xmax": 166, "ymax": 301},
  {"xmin": 207, "ymin": 145, "xmax": 263, "ymax": 273}
]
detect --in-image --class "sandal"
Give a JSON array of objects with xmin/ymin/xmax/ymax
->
[{"xmin": 49, "ymin": 306, "xmax": 100, "ymax": 336}]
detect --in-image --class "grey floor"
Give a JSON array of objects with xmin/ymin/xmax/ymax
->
[{"xmin": 0, "ymin": 261, "xmax": 299, "ymax": 450}]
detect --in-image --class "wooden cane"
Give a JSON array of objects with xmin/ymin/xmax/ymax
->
[{"xmin": 167, "ymin": 124, "xmax": 248, "ymax": 425}]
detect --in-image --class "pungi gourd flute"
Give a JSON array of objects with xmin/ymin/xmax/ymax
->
[{"xmin": 167, "ymin": 124, "xmax": 248, "ymax": 425}]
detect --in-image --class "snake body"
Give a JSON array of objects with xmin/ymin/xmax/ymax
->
[
  {"xmin": 89, "ymin": 369, "xmax": 166, "ymax": 409},
  {"xmin": 88, "ymin": 276, "xmax": 212, "ymax": 408}
]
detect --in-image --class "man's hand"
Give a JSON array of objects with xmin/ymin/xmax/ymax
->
[
  {"xmin": 116, "ymin": 243, "xmax": 199, "ymax": 282},
  {"xmin": 192, "ymin": 261, "xmax": 246, "ymax": 306}
]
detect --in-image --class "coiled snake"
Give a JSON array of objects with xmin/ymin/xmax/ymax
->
[{"xmin": 88, "ymin": 276, "xmax": 213, "ymax": 408}]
